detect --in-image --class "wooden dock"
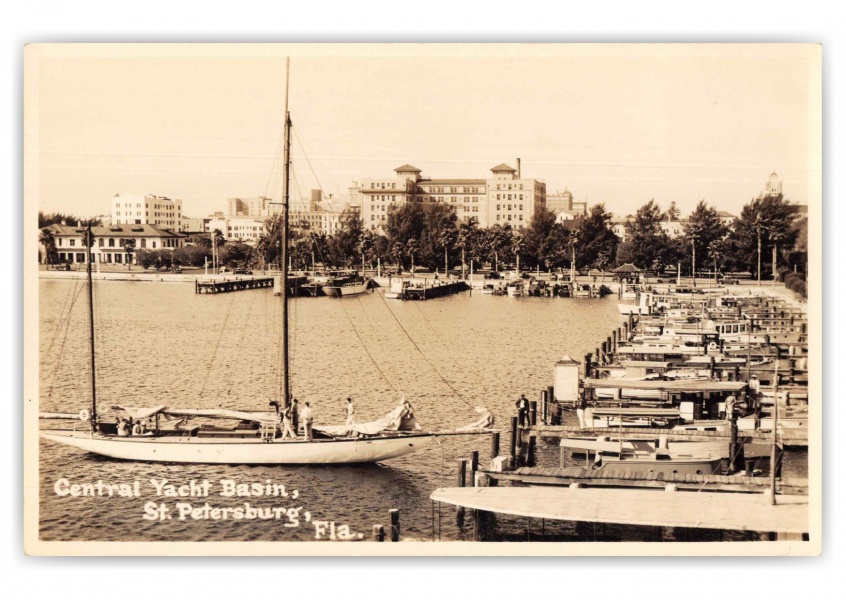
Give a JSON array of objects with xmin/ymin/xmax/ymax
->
[
  {"xmin": 195, "ymin": 277, "xmax": 274, "ymax": 294},
  {"xmin": 396, "ymin": 279, "xmax": 469, "ymax": 300}
]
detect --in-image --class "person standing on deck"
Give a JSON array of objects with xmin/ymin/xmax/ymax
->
[
  {"xmin": 515, "ymin": 394, "xmax": 529, "ymax": 427},
  {"xmin": 725, "ymin": 393, "xmax": 737, "ymax": 420},
  {"xmin": 344, "ymin": 398, "xmax": 355, "ymax": 426},
  {"xmin": 291, "ymin": 398, "xmax": 300, "ymax": 436},
  {"xmin": 301, "ymin": 402, "xmax": 314, "ymax": 441},
  {"xmin": 279, "ymin": 405, "xmax": 296, "ymax": 440}
]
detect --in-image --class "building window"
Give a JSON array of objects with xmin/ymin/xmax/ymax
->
[{"xmin": 70, "ymin": 239, "xmax": 76, "ymax": 247}]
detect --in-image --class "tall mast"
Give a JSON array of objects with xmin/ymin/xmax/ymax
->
[
  {"xmin": 86, "ymin": 223, "xmax": 97, "ymax": 429},
  {"xmin": 281, "ymin": 57, "xmax": 291, "ymax": 410}
]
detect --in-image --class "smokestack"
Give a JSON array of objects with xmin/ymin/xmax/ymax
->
[{"xmin": 516, "ymin": 158, "xmax": 521, "ymax": 179}]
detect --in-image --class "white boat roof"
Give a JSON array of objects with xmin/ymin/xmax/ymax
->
[
  {"xmin": 583, "ymin": 378, "xmax": 747, "ymax": 392},
  {"xmin": 430, "ymin": 486, "xmax": 808, "ymax": 533}
]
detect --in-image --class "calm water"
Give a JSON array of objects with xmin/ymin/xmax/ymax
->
[
  {"xmin": 37, "ymin": 279, "xmax": 802, "ymax": 542},
  {"xmin": 38, "ymin": 279, "xmax": 622, "ymax": 542}
]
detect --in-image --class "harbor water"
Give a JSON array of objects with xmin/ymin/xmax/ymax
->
[{"xmin": 37, "ymin": 279, "xmax": 802, "ymax": 542}]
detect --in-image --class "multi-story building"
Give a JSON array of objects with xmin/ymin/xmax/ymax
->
[
  {"xmin": 111, "ymin": 193, "xmax": 182, "ymax": 229},
  {"xmin": 548, "ymin": 189, "xmax": 588, "ymax": 220},
  {"xmin": 207, "ymin": 217, "xmax": 266, "ymax": 244},
  {"xmin": 42, "ymin": 223, "xmax": 186, "ymax": 265},
  {"xmin": 227, "ymin": 196, "xmax": 277, "ymax": 218},
  {"xmin": 290, "ymin": 191, "xmax": 354, "ymax": 236},
  {"xmin": 611, "ymin": 213, "xmax": 734, "ymax": 244},
  {"xmin": 357, "ymin": 161, "xmax": 546, "ymax": 231}
]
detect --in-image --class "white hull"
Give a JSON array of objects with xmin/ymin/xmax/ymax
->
[
  {"xmin": 41, "ymin": 430, "xmax": 433, "ymax": 465},
  {"xmin": 561, "ymin": 437, "xmax": 730, "ymax": 459},
  {"xmin": 618, "ymin": 303, "xmax": 647, "ymax": 315},
  {"xmin": 597, "ymin": 456, "xmax": 723, "ymax": 476},
  {"xmin": 507, "ymin": 285, "xmax": 523, "ymax": 296},
  {"xmin": 324, "ymin": 280, "xmax": 369, "ymax": 297}
]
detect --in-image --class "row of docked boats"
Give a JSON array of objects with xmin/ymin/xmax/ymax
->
[{"xmin": 549, "ymin": 284, "xmax": 808, "ymax": 476}]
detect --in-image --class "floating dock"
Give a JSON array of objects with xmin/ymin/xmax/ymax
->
[{"xmin": 389, "ymin": 278, "xmax": 469, "ymax": 300}]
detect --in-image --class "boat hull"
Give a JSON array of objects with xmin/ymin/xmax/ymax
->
[
  {"xmin": 40, "ymin": 430, "xmax": 433, "ymax": 464},
  {"xmin": 324, "ymin": 281, "xmax": 369, "ymax": 297},
  {"xmin": 597, "ymin": 456, "xmax": 723, "ymax": 476}
]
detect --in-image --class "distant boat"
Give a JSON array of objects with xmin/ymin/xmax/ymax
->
[
  {"xmin": 506, "ymin": 281, "xmax": 523, "ymax": 296},
  {"xmin": 323, "ymin": 274, "xmax": 370, "ymax": 298}
]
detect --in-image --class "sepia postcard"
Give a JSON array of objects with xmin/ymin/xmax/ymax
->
[{"xmin": 23, "ymin": 43, "xmax": 822, "ymax": 556}]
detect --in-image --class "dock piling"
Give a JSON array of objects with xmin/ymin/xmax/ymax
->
[
  {"xmin": 471, "ymin": 451, "xmax": 479, "ymax": 485},
  {"xmin": 490, "ymin": 432, "xmax": 500, "ymax": 461},
  {"xmin": 457, "ymin": 459, "xmax": 467, "ymax": 527},
  {"xmin": 372, "ymin": 525, "xmax": 385, "ymax": 542},
  {"xmin": 510, "ymin": 416, "xmax": 518, "ymax": 458},
  {"xmin": 389, "ymin": 509, "xmax": 400, "ymax": 542}
]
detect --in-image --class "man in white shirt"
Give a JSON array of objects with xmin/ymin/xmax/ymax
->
[
  {"xmin": 345, "ymin": 398, "xmax": 355, "ymax": 426},
  {"xmin": 300, "ymin": 402, "xmax": 314, "ymax": 441}
]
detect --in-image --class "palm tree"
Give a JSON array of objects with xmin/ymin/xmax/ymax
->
[
  {"xmin": 406, "ymin": 238, "xmax": 419, "ymax": 275},
  {"xmin": 456, "ymin": 218, "xmax": 478, "ymax": 278},
  {"xmin": 39, "ymin": 228, "xmax": 57, "ymax": 265}
]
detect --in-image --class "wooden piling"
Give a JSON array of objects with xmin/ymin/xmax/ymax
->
[
  {"xmin": 490, "ymin": 432, "xmax": 500, "ymax": 461},
  {"xmin": 389, "ymin": 509, "xmax": 400, "ymax": 542},
  {"xmin": 530, "ymin": 401, "xmax": 537, "ymax": 426},
  {"xmin": 471, "ymin": 451, "xmax": 479, "ymax": 485},
  {"xmin": 372, "ymin": 525, "xmax": 385, "ymax": 542},
  {"xmin": 527, "ymin": 435, "xmax": 536, "ymax": 467},
  {"xmin": 596, "ymin": 347, "xmax": 602, "ymax": 366},
  {"xmin": 510, "ymin": 416, "xmax": 518, "ymax": 458},
  {"xmin": 457, "ymin": 459, "xmax": 467, "ymax": 527},
  {"xmin": 612, "ymin": 329, "xmax": 618, "ymax": 353},
  {"xmin": 584, "ymin": 353, "xmax": 592, "ymax": 379}
]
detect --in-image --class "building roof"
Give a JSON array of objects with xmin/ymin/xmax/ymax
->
[
  {"xmin": 418, "ymin": 178, "xmax": 487, "ymax": 186},
  {"xmin": 45, "ymin": 223, "xmax": 186, "ymax": 239},
  {"xmin": 490, "ymin": 163, "xmax": 517, "ymax": 173},
  {"xmin": 613, "ymin": 263, "xmax": 642, "ymax": 273},
  {"xmin": 394, "ymin": 164, "xmax": 421, "ymax": 173},
  {"xmin": 430, "ymin": 487, "xmax": 808, "ymax": 534}
]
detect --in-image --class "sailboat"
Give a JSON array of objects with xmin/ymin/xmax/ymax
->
[{"xmin": 40, "ymin": 60, "xmax": 489, "ymax": 465}]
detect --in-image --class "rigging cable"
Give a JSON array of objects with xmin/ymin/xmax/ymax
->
[
  {"xmin": 337, "ymin": 296, "xmax": 398, "ymax": 392},
  {"xmin": 374, "ymin": 290, "xmax": 476, "ymax": 410},
  {"xmin": 197, "ymin": 291, "xmax": 239, "ymax": 398},
  {"xmin": 44, "ymin": 279, "xmax": 87, "ymax": 401}
]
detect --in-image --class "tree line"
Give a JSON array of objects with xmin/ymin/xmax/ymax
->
[{"xmin": 39, "ymin": 194, "xmax": 806, "ymax": 281}]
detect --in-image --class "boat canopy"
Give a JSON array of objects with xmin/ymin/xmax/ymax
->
[
  {"xmin": 112, "ymin": 405, "xmax": 278, "ymax": 424},
  {"xmin": 583, "ymin": 379, "xmax": 747, "ymax": 392},
  {"xmin": 111, "ymin": 405, "xmax": 168, "ymax": 420}
]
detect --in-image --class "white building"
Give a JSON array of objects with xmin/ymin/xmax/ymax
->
[
  {"xmin": 357, "ymin": 161, "xmax": 546, "ymax": 231},
  {"xmin": 111, "ymin": 193, "xmax": 182, "ymax": 230},
  {"xmin": 42, "ymin": 223, "xmax": 186, "ymax": 265},
  {"xmin": 207, "ymin": 217, "xmax": 266, "ymax": 244},
  {"xmin": 284, "ymin": 189, "xmax": 353, "ymax": 235}
]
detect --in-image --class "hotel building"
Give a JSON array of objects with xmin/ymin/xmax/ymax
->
[{"xmin": 357, "ymin": 161, "xmax": 546, "ymax": 231}]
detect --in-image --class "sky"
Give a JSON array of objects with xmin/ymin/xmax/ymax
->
[{"xmin": 28, "ymin": 44, "xmax": 820, "ymax": 221}]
